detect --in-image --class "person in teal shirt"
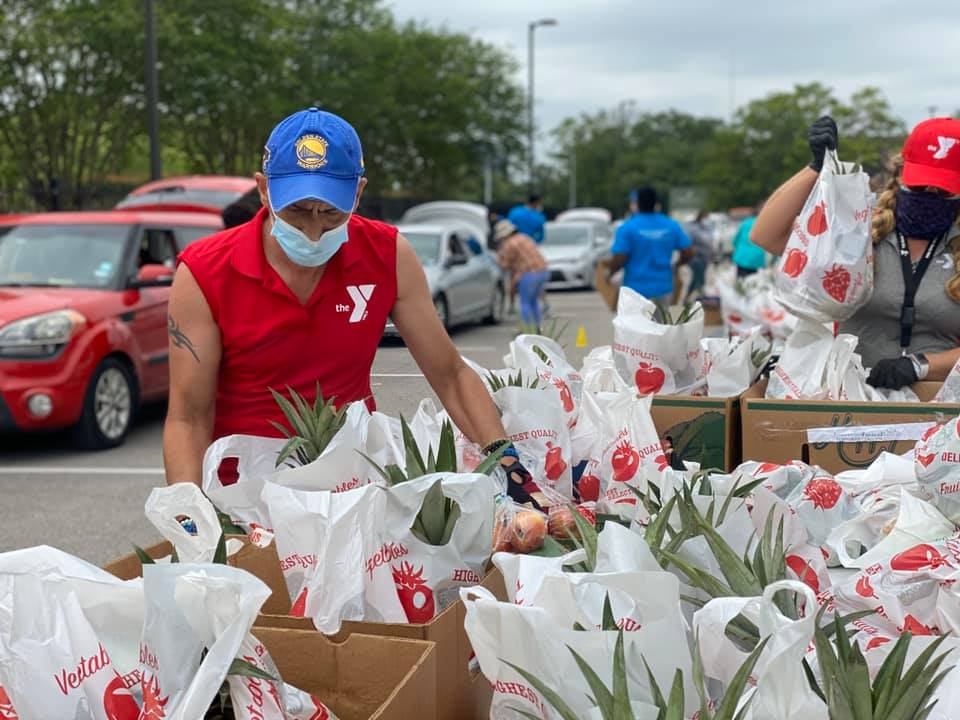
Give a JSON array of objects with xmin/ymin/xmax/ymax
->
[
  {"xmin": 732, "ymin": 208, "xmax": 767, "ymax": 277},
  {"xmin": 606, "ymin": 187, "xmax": 692, "ymax": 305}
]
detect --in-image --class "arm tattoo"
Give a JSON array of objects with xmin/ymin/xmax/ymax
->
[{"xmin": 167, "ymin": 314, "xmax": 200, "ymax": 362}]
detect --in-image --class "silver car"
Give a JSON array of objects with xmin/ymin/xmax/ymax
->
[
  {"xmin": 384, "ymin": 223, "xmax": 504, "ymax": 335},
  {"xmin": 541, "ymin": 221, "xmax": 610, "ymax": 290}
]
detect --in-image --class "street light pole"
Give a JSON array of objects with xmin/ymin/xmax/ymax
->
[
  {"xmin": 145, "ymin": 0, "xmax": 161, "ymax": 180},
  {"xmin": 527, "ymin": 18, "xmax": 556, "ymax": 193}
]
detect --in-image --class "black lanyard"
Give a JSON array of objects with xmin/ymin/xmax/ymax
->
[{"xmin": 897, "ymin": 231, "xmax": 944, "ymax": 352}]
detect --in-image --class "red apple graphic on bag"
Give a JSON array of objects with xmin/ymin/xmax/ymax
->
[
  {"xmin": 890, "ymin": 544, "xmax": 951, "ymax": 571},
  {"xmin": 544, "ymin": 441, "xmax": 567, "ymax": 481},
  {"xmin": 782, "ymin": 248, "xmax": 808, "ymax": 278},
  {"xmin": 103, "ymin": 673, "xmax": 140, "ymax": 720},
  {"xmin": 611, "ymin": 440, "xmax": 640, "ymax": 482},
  {"xmin": 393, "ymin": 561, "xmax": 435, "ymax": 623},
  {"xmin": 634, "ymin": 362, "xmax": 666, "ymax": 394},
  {"xmin": 785, "ymin": 555, "xmax": 820, "ymax": 593},
  {"xmin": 807, "ymin": 201, "xmax": 828, "ymax": 236},
  {"xmin": 553, "ymin": 378, "xmax": 574, "ymax": 413},
  {"xmin": 803, "ymin": 477, "xmax": 842, "ymax": 509},
  {"xmin": 577, "ymin": 473, "xmax": 600, "ymax": 502}
]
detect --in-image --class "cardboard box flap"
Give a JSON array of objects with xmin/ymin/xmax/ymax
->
[{"xmin": 254, "ymin": 629, "xmax": 437, "ymax": 720}]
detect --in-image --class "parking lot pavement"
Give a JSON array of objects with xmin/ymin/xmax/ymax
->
[{"xmin": 0, "ymin": 289, "xmax": 613, "ymax": 564}]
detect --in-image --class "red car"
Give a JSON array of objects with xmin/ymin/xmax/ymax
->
[
  {"xmin": 116, "ymin": 175, "xmax": 257, "ymax": 214},
  {"xmin": 0, "ymin": 210, "xmax": 222, "ymax": 448}
]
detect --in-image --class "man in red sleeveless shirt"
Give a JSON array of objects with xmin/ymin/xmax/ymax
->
[{"xmin": 163, "ymin": 108, "xmax": 541, "ymax": 505}]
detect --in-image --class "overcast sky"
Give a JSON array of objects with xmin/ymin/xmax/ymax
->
[{"xmin": 391, "ymin": 0, "xmax": 958, "ymax": 144}]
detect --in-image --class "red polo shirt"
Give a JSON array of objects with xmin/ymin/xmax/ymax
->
[{"xmin": 178, "ymin": 207, "xmax": 398, "ymax": 440}]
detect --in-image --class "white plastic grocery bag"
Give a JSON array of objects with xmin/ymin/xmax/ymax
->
[
  {"xmin": 202, "ymin": 434, "xmax": 288, "ymax": 533},
  {"xmin": 495, "ymin": 385, "xmax": 573, "ymax": 499},
  {"xmin": 935, "ymin": 359, "xmax": 960, "ymax": 402},
  {"xmin": 693, "ymin": 581, "xmax": 828, "ymax": 720},
  {"xmin": 597, "ymin": 389, "xmax": 669, "ymax": 515},
  {"xmin": 766, "ymin": 319, "xmax": 863, "ymax": 400},
  {"xmin": 774, "ymin": 149, "xmax": 874, "ymax": 323},
  {"xmin": 613, "ymin": 288, "xmax": 704, "ymax": 395},
  {"xmin": 505, "ymin": 334, "xmax": 583, "ymax": 429},
  {"xmin": 293, "ymin": 473, "xmax": 496, "ymax": 633},
  {"xmin": 144, "ymin": 483, "xmax": 224, "ymax": 564},
  {"xmin": 915, "ymin": 417, "xmax": 960, "ymax": 522},
  {"xmin": 701, "ymin": 326, "xmax": 769, "ymax": 397}
]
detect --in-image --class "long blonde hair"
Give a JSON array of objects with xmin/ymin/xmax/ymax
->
[{"xmin": 871, "ymin": 154, "xmax": 960, "ymax": 302}]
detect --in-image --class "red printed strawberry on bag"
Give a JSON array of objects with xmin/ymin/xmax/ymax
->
[
  {"xmin": 634, "ymin": 362, "xmax": 666, "ymax": 394},
  {"xmin": 807, "ymin": 201, "xmax": 828, "ymax": 236},
  {"xmin": 611, "ymin": 440, "xmax": 640, "ymax": 482},
  {"xmin": 782, "ymin": 248, "xmax": 808, "ymax": 278},
  {"xmin": 803, "ymin": 476, "xmax": 843, "ymax": 510},
  {"xmin": 393, "ymin": 561, "xmax": 435, "ymax": 623},
  {"xmin": 822, "ymin": 264, "xmax": 851, "ymax": 303}
]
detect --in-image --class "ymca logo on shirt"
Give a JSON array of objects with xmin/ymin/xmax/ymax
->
[{"xmin": 338, "ymin": 284, "xmax": 376, "ymax": 322}]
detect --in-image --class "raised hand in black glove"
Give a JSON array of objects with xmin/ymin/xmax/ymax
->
[
  {"xmin": 867, "ymin": 357, "xmax": 918, "ymax": 390},
  {"xmin": 808, "ymin": 115, "xmax": 839, "ymax": 172},
  {"xmin": 485, "ymin": 440, "xmax": 545, "ymax": 511}
]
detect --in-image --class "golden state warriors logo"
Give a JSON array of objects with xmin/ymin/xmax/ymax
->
[{"xmin": 295, "ymin": 134, "xmax": 328, "ymax": 170}]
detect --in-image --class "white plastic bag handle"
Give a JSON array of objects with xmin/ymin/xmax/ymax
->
[{"xmin": 144, "ymin": 484, "xmax": 222, "ymax": 563}]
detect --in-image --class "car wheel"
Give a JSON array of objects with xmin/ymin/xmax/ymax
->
[
  {"xmin": 484, "ymin": 283, "xmax": 505, "ymax": 325},
  {"xmin": 434, "ymin": 295, "xmax": 451, "ymax": 331},
  {"xmin": 73, "ymin": 357, "xmax": 136, "ymax": 450}
]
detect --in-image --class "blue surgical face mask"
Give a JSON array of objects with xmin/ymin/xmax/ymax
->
[{"xmin": 269, "ymin": 202, "xmax": 350, "ymax": 267}]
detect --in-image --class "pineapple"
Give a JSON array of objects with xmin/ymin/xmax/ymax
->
[
  {"xmin": 652, "ymin": 301, "xmax": 702, "ymax": 326},
  {"xmin": 362, "ymin": 415, "xmax": 504, "ymax": 546},
  {"xmin": 486, "ymin": 369, "xmax": 541, "ymax": 393},
  {"xmin": 270, "ymin": 383, "xmax": 349, "ymax": 468}
]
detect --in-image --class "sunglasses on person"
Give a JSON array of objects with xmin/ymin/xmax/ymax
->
[{"xmin": 900, "ymin": 184, "xmax": 960, "ymax": 201}]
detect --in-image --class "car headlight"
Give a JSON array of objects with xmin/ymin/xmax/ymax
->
[{"xmin": 0, "ymin": 310, "xmax": 86, "ymax": 358}]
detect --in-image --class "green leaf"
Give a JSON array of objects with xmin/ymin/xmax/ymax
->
[
  {"xmin": 662, "ymin": 550, "xmax": 736, "ymax": 599},
  {"xmin": 528, "ymin": 535, "xmax": 569, "ymax": 557},
  {"xmin": 641, "ymin": 656, "xmax": 668, "ymax": 710},
  {"xmin": 212, "ymin": 532, "xmax": 227, "ymax": 565},
  {"xmin": 133, "ymin": 544, "xmax": 156, "ymax": 566},
  {"xmin": 567, "ymin": 644, "xmax": 617, "ymax": 718},
  {"xmin": 713, "ymin": 636, "xmax": 769, "ymax": 718},
  {"xmin": 435, "ymin": 420, "xmax": 457, "ymax": 473},
  {"xmin": 418, "ymin": 480, "xmax": 448, "ymax": 545},
  {"xmin": 601, "ymin": 593, "xmax": 617, "ymax": 631},
  {"xmin": 474, "ymin": 442, "xmax": 508, "ymax": 476},
  {"xmin": 227, "ymin": 658, "xmax": 278, "ymax": 683},
  {"xmin": 695, "ymin": 514, "xmax": 762, "ymax": 596},
  {"xmin": 665, "ymin": 669, "xmax": 685, "ymax": 720},
  {"xmin": 439, "ymin": 501, "xmax": 461, "ymax": 545},
  {"xmin": 399, "ymin": 415, "xmax": 427, "ymax": 478},
  {"xmin": 569, "ymin": 503, "xmax": 598, "ymax": 571},
  {"xmin": 503, "ymin": 660, "xmax": 582, "ymax": 720}
]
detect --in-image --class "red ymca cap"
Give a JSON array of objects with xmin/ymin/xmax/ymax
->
[{"xmin": 902, "ymin": 117, "xmax": 960, "ymax": 195}]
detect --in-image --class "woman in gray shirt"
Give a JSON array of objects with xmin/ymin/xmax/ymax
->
[{"xmin": 751, "ymin": 116, "xmax": 960, "ymax": 390}]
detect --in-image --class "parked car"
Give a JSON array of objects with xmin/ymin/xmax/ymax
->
[
  {"xmin": 541, "ymin": 221, "xmax": 609, "ymax": 290},
  {"xmin": 400, "ymin": 201, "xmax": 491, "ymax": 248},
  {"xmin": 116, "ymin": 175, "xmax": 256, "ymax": 214},
  {"xmin": 0, "ymin": 210, "xmax": 222, "ymax": 447},
  {"xmin": 384, "ymin": 223, "xmax": 503, "ymax": 335}
]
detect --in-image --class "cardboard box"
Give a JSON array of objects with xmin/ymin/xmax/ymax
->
[
  {"xmin": 651, "ymin": 393, "xmax": 741, "ymax": 472},
  {"xmin": 105, "ymin": 541, "xmax": 505, "ymax": 720},
  {"xmin": 741, "ymin": 379, "xmax": 960, "ymax": 474},
  {"xmin": 594, "ymin": 263, "xmax": 619, "ymax": 312},
  {"xmin": 253, "ymin": 628, "xmax": 437, "ymax": 720}
]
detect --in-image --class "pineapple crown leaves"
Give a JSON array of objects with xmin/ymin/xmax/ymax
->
[
  {"xmin": 486, "ymin": 369, "xmax": 541, "ymax": 393},
  {"xmin": 807, "ymin": 604, "xmax": 955, "ymax": 719},
  {"xmin": 269, "ymin": 382, "xmax": 349, "ymax": 468},
  {"xmin": 652, "ymin": 301, "xmax": 702, "ymax": 326}
]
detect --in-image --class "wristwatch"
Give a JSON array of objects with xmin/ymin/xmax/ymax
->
[{"xmin": 909, "ymin": 352, "xmax": 930, "ymax": 380}]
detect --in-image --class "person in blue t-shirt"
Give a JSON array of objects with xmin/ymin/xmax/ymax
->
[
  {"xmin": 605, "ymin": 187, "xmax": 692, "ymax": 305},
  {"xmin": 507, "ymin": 194, "xmax": 546, "ymax": 244}
]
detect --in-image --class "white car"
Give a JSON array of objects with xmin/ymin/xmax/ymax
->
[
  {"xmin": 541, "ymin": 221, "xmax": 610, "ymax": 290},
  {"xmin": 384, "ymin": 223, "xmax": 504, "ymax": 335}
]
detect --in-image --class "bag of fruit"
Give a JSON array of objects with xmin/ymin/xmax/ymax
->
[
  {"xmin": 596, "ymin": 389, "xmax": 669, "ymax": 517},
  {"xmin": 504, "ymin": 334, "xmax": 582, "ymax": 430},
  {"xmin": 613, "ymin": 288, "xmax": 704, "ymax": 395},
  {"xmin": 766, "ymin": 319, "xmax": 861, "ymax": 400},
  {"xmin": 700, "ymin": 326, "xmax": 770, "ymax": 397},
  {"xmin": 915, "ymin": 417, "xmax": 960, "ymax": 522},
  {"xmin": 495, "ymin": 385, "xmax": 574, "ymax": 500},
  {"xmin": 774, "ymin": 149, "xmax": 874, "ymax": 323},
  {"xmin": 288, "ymin": 473, "xmax": 496, "ymax": 633}
]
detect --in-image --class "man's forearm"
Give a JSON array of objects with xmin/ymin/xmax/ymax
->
[
  {"xmin": 163, "ymin": 417, "xmax": 213, "ymax": 486},
  {"xmin": 436, "ymin": 365, "xmax": 506, "ymax": 449},
  {"xmin": 927, "ymin": 348, "xmax": 960, "ymax": 382}
]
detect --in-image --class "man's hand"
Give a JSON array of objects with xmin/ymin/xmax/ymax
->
[
  {"xmin": 808, "ymin": 115, "xmax": 839, "ymax": 172},
  {"xmin": 867, "ymin": 357, "xmax": 918, "ymax": 390}
]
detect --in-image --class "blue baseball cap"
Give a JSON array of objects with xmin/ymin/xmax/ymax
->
[{"xmin": 262, "ymin": 107, "xmax": 365, "ymax": 213}]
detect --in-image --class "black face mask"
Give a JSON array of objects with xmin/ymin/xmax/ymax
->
[{"xmin": 895, "ymin": 189, "xmax": 960, "ymax": 240}]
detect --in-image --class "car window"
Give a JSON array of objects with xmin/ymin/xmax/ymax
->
[
  {"xmin": 448, "ymin": 233, "xmax": 468, "ymax": 258},
  {"xmin": 140, "ymin": 229, "xmax": 177, "ymax": 268},
  {"xmin": 0, "ymin": 223, "xmax": 129, "ymax": 288},
  {"xmin": 404, "ymin": 232, "xmax": 442, "ymax": 265},
  {"xmin": 175, "ymin": 226, "xmax": 217, "ymax": 249},
  {"xmin": 543, "ymin": 224, "xmax": 590, "ymax": 246}
]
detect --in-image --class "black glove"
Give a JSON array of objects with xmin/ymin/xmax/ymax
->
[
  {"xmin": 485, "ymin": 440, "xmax": 544, "ymax": 511},
  {"xmin": 808, "ymin": 115, "xmax": 839, "ymax": 172},
  {"xmin": 867, "ymin": 357, "xmax": 918, "ymax": 390}
]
